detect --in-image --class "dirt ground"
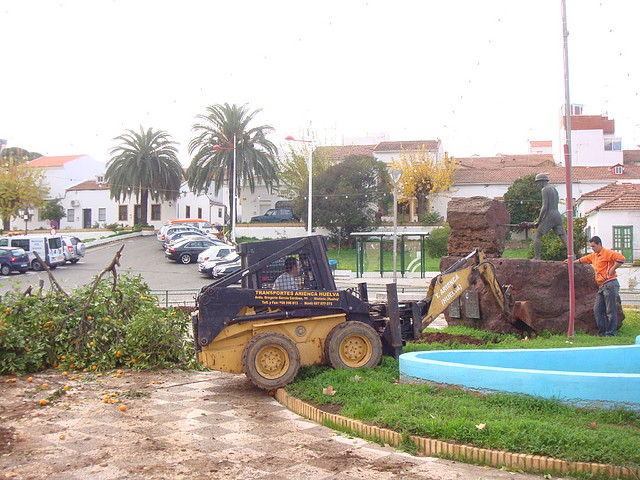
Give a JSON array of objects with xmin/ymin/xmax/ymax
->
[
  {"xmin": 0, "ymin": 368, "xmax": 556, "ymax": 480},
  {"xmin": 412, "ymin": 332, "xmax": 489, "ymax": 346}
]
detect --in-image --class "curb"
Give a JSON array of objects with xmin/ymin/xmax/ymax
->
[{"xmin": 275, "ymin": 389, "xmax": 639, "ymax": 479}]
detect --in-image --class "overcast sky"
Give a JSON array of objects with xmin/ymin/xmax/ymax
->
[{"xmin": 1, "ymin": 0, "xmax": 638, "ymax": 165}]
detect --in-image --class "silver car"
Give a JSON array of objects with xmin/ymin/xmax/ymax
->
[{"xmin": 61, "ymin": 236, "xmax": 86, "ymax": 263}]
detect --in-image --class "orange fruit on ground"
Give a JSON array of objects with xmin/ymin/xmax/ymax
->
[
  {"xmin": 60, "ymin": 355, "xmax": 66, "ymax": 360},
  {"xmin": 61, "ymin": 371, "xmax": 68, "ymax": 377},
  {"xmin": 119, "ymin": 405, "xmax": 127, "ymax": 412},
  {"xmin": 103, "ymin": 396, "xmax": 110, "ymax": 403},
  {"xmin": 63, "ymin": 385, "xmax": 70, "ymax": 391},
  {"xmin": 27, "ymin": 377, "xmax": 33, "ymax": 382},
  {"xmin": 91, "ymin": 365, "xmax": 97, "ymax": 370},
  {"xmin": 39, "ymin": 399, "xmax": 48, "ymax": 406},
  {"xmin": 41, "ymin": 383, "xmax": 48, "ymax": 388},
  {"xmin": 116, "ymin": 369, "xmax": 123, "ymax": 374}
]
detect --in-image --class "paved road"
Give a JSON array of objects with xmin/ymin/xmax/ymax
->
[
  {"xmin": 0, "ymin": 236, "xmax": 213, "ymax": 297},
  {"xmin": 1, "ymin": 369, "xmax": 552, "ymax": 480}
]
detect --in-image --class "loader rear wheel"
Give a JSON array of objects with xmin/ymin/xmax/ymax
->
[
  {"xmin": 242, "ymin": 332, "xmax": 301, "ymax": 390},
  {"xmin": 324, "ymin": 322, "xmax": 382, "ymax": 370}
]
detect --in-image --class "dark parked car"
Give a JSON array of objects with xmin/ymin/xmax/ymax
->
[
  {"xmin": 250, "ymin": 208, "xmax": 297, "ymax": 223},
  {"xmin": 165, "ymin": 238, "xmax": 220, "ymax": 264},
  {"xmin": 0, "ymin": 247, "xmax": 29, "ymax": 275}
]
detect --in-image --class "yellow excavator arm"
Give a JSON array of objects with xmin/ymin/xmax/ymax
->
[{"xmin": 421, "ymin": 250, "xmax": 533, "ymax": 331}]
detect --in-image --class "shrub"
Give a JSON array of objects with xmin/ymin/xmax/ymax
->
[
  {"xmin": 0, "ymin": 274, "xmax": 199, "ymax": 374},
  {"xmin": 421, "ymin": 211, "xmax": 443, "ymax": 225},
  {"xmin": 528, "ymin": 217, "xmax": 588, "ymax": 261},
  {"xmin": 425, "ymin": 225, "xmax": 450, "ymax": 258}
]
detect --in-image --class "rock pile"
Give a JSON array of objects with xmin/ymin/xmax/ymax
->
[
  {"xmin": 439, "ymin": 256, "xmax": 623, "ymax": 335},
  {"xmin": 446, "ymin": 197, "xmax": 510, "ymax": 257}
]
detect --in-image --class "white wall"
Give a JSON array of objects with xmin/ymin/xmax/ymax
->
[{"xmin": 572, "ymin": 130, "xmax": 623, "ymax": 167}]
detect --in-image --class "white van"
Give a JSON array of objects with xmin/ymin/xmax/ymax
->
[{"xmin": 0, "ymin": 235, "xmax": 66, "ymax": 271}]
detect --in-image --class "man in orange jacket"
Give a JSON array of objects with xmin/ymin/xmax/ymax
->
[{"xmin": 566, "ymin": 236, "xmax": 625, "ymax": 336}]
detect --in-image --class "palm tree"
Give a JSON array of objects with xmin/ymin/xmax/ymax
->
[
  {"xmin": 106, "ymin": 127, "xmax": 183, "ymax": 225},
  {"xmin": 187, "ymin": 103, "xmax": 278, "ymax": 228}
]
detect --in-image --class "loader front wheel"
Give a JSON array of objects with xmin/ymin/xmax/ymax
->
[
  {"xmin": 242, "ymin": 333, "xmax": 301, "ymax": 390},
  {"xmin": 324, "ymin": 321, "xmax": 382, "ymax": 370}
]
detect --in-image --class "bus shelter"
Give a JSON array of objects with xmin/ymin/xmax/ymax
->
[{"xmin": 350, "ymin": 232, "xmax": 432, "ymax": 278}]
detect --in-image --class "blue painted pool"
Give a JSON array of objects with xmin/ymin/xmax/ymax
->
[{"xmin": 399, "ymin": 345, "xmax": 640, "ymax": 410}]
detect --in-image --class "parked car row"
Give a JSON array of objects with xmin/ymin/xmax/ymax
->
[{"xmin": 0, "ymin": 234, "xmax": 86, "ymax": 274}]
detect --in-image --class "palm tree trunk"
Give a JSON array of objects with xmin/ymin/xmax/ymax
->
[{"xmin": 140, "ymin": 189, "xmax": 149, "ymax": 225}]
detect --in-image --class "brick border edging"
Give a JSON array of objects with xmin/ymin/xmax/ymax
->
[{"xmin": 275, "ymin": 389, "xmax": 639, "ymax": 479}]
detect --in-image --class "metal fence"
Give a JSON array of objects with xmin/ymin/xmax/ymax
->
[{"xmin": 150, "ymin": 289, "xmax": 201, "ymax": 308}]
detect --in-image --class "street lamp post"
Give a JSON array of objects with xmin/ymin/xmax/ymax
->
[
  {"xmin": 285, "ymin": 136, "xmax": 313, "ymax": 236},
  {"xmin": 213, "ymin": 134, "xmax": 237, "ymax": 243},
  {"xmin": 19, "ymin": 208, "xmax": 30, "ymax": 235},
  {"xmin": 390, "ymin": 169, "xmax": 403, "ymax": 283}
]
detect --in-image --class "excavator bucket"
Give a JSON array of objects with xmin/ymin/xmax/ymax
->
[{"xmin": 510, "ymin": 301, "xmax": 537, "ymax": 334}]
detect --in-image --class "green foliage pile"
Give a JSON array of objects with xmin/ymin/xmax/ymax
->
[
  {"xmin": 424, "ymin": 225, "xmax": 450, "ymax": 258},
  {"xmin": 0, "ymin": 274, "xmax": 199, "ymax": 374},
  {"xmin": 421, "ymin": 211, "xmax": 443, "ymax": 225},
  {"xmin": 503, "ymin": 174, "xmax": 541, "ymax": 224},
  {"xmin": 528, "ymin": 216, "xmax": 588, "ymax": 260}
]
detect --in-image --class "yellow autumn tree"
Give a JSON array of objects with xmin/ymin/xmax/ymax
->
[
  {"xmin": 0, "ymin": 163, "xmax": 49, "ymax": 231},
  {"xmin": 392, "ymin": 148, "xmax": 458, "ymax": 219}
]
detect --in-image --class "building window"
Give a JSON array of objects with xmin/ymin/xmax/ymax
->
[
  {"xmin": 604, "ymin": 138, "xmax": 622, "ymax": 151},
  {"xmin": 151, "ymin": 204, "xmax": 161, "ymax": 221},
  {"xmin": 67, "ymin": 209, "xmax": 75, "ymax": 222},
  {"xmin": 197, "ymin": 207, "xmax": 203, "ymax": 219},
  {"xmin": 218, "ymin": 208, "xmax": 222, "ymax": 217},
  {"xmin": 118, "ymin": 205, "xmax": 128, "ymax": 221},
  {"xmin": 185, "ymin": 206, "xmax": 191, "ymax": 218},
  {"xmin": 96, "ymin": 175, "xmax": 105, "ymax": 184},
  {"xmin": 614, "ymin": 165, "xmax": 624, "ymax": 175},
  {"xmin": 98, "ymin": 208, "xmax": 106, "ymax": 222}
]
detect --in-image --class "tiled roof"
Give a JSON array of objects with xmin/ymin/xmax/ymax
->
[
  {"xmin": 562, "ymin": 115, "xmax": 615, "ymax": 134},
  {"xmin": 624, "ymin": 150, "xmax": 640, "ymax": 165},
  {"xmin": 454, "ymin": 165, "xmax": 640, "ymax": 184},
  {"xmin": 457, "ymin": 154, "xmax": 555, "ymax": 169},
  {"xmin": 28, "ymin": 155, "xmax": 86, "ymax": 167},
  {"xmin": 580, "ymin": 182, "xmax": 640, "ymax": 198},
  {"xmin": 529, "ymin": 140, "xmax": 552, "ymax": 147},
  {"xmin": 67, "ymin": 180, "xmax": 110, "ymax": 191},
  {"xmin": 373, "ymin": 140, "xmax": 440, "ymax": 152},
  {"xmin": 587, "ymin": 192, "xmax": 640, "ymax": 213},
  {"xmin": 315, "ymin": 145, "xmax": 376, "ymax": 162}
]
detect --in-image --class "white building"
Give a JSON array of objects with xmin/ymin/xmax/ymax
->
[
  {"xmin": 22, "ymin": 154, "xmax": 105, "ymax": 231},
  {"xmin": 576, "ymin": 182, "xmax": 640, "ymax": 263}
]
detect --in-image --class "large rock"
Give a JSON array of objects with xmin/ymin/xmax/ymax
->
[
  {"xmin": 439, "ymin": 256, "xmax": 624, "ymax": 335},
  {"xmin": 447, "ymin": 197, "xmax": 510, "ymax": 257}
]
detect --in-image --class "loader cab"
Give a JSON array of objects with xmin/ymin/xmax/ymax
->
[{"xmin": 212, "ymin": 235, "xmax": 336, "ymax": 291}]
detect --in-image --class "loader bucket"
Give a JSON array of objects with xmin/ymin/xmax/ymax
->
[{"xmin": 510, "ymin": 300, "xmax": 537, "ymax": 334}]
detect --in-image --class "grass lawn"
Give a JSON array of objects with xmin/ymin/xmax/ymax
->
[{"xmin": 286, "ymin": 309, "xmax": 640, "ymax": 470}]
